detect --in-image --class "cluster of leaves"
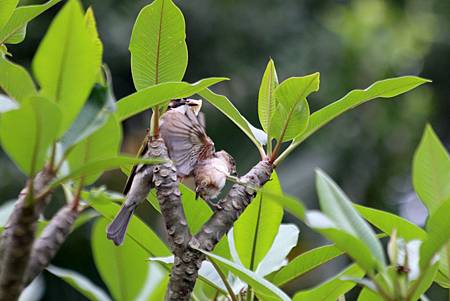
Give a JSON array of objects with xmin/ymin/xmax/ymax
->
[{"xmin": 1, "ymin": 0, "xmax": 448, "ymax": 300}]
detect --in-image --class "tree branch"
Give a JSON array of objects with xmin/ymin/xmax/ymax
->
[
  {"xmin": 0, "ymin": 168, "xmax": 54, "ymax": 301},
  {"xmin": 23, "ymin": 205, "xmax": 79, "ymax": 287},
  {"xmin": 165, "ymin": 160, "xmax": 273, "ymax": 300},
  {"xmin": 149, "ymin": 138, "xmax": 190, "ymax": 257}
]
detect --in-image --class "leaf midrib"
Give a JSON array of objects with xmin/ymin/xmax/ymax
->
[
  {"xmin": 249, "ymin": 194, "xmax": 263, "ymax": 271},
  {"xmin": 153, "ymin": 0, "xmax": 165, "ymax": 85},
  {"xmin": 54, "ymin": 3, "xmax": 74, "ymax": 104},
  {"xmin": 294, "ymin": 79, "xmax": 424, "ymax": 145}
]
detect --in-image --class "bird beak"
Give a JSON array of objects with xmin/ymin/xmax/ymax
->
[{"xmin": 186, "ymin": 99, "xmax": 202, "ymax": 115}]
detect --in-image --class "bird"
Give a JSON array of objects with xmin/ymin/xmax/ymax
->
[
  {"xmin": 159, "ymin": 99, "xmax": 237, "ymax": 206},
  {"xmin": 107, "ymin": 99, "xmax": 236, "ymax": 245}
]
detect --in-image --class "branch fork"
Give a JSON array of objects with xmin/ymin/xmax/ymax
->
[{"xmin": 143, "ymin": 137, "xmax": 273, "ymax": 300}]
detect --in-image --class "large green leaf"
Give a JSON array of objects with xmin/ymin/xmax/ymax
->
[
  {"xmin": 198, "ymin": 88, "xmax": 263, "ymax": 151},
  {"xmin": 115, "ymin": 78, "xmax": 227, "ymax": 121},
  {"xmin": 32, "ymin": 0, "xmax": 102, "ymax": 135},
  {"xmin": 0, "ymin": 56, "xmax": 37, "ymax": 102},
  {"xmin": 129, "ymin": 0, "xmax": 187, "ymax": 89},
  {"xmin": 293, "ymin": 264, "xmax": 364, "ymax": 301},
  {"xmin": 0, "ymin": 94, "xmax": 18, "ymax": 113},
  {"xmin": 413, "ymin": 125, "xmax": 450, "ymax": 214},
  {"xmin": 198, "ymin": 249, "xmax": 291, "ymax": 301},
  {"xmin": 0, "ymin": 0, "xmax": 18, "ymax": 31},
  {"xmin": 92, "ymin": 218, "xmax": 149, "ymax": 301},
  {"xmin": 64, "ymin": 116, "xmax": 121, "ymax": 185},
  {"xmin": 84, "ymin": 189, "xmax": 170, "ymax": 257},
  {"xmin": 260, "ymin": 190, "xmax": 306, "ymax": 221},
  {"xmin": 420, "ymin": 198, "xmax": 450, "ymax": 268},
  {"xmin": 61, "ymin": 84, "xmax": 115, "ymax": 151},
  {"xmin": 53, "ymin": 155, "xmax": 164, "ymax": 187},
  {"xmin": 0, "ymin": 96, "xmax": 61, "ymax": 175},
  {"xmin": 46, "ymin": 265, "xmax": 111, "ymax": 301},
  {"xmin": 316, "ymin": 170, "xmax": 386, "ymax": 267},
  {"xmin": 258, "ymin": 58, "xmax": 279, "ymax": 133},
  {"xmin": 282, "ymin": 76, "xmax": 430, "ymax": 160},
  {"xmin": 354, "ymin": 204, "xmax": 427, "ymax": 241},
  {"xmin": 271, "ymin": 74, "xmax": 319, "ymax": 142},
  {"xmin": 272, "ymin": 245, "xmax": 343, "ymax": 287},
  {"xmin": 0, "ymin": 0, "xmax": 61, "ymax": 44},
  {"xmin": 306, "ymin": 215, "xmax": 379, "ymax": 273},
  {"xmin": 234, "ymin": 172, "xmax": 283, "ymax": 271}
]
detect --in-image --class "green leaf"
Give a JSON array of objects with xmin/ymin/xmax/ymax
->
[
  {"xmin": 129, "ymin": 0, "xmax": 187, "ymax": 89},
  {"xmin": 53, "ymin": 155, "xmax": 164, "ymax": 187},
  {"xmin": 0, "ymin": 56, "xmax": 37, "ymax": 102},
  {"xmin": 0, "ymin": 0, "xmax": 18, "ymax": 32},
  {"xmin": 354, "ymin": 204, "xmax": 427, "ymax": 241},
  {"xmin": 64, "ymin": 116, "xmax": 122, "ymax": 185},
  {"xmin": 61, "ymin": 84, "xmax": 115, "ymax": 151},
  {"xmin": 32, "ymin": 0, "xmax": 102, "ymax": 135},
  {"xmin": 0, "ymin": 0, "xmax": 61, "ymax": 44},
  {"xmin": 84, "ymin": 7, "xmax": 102, "ymax": 69},
  {"xmin": 408, "ymin": 262, "xmax": 439, "ymax": 301},
  {"xmin": 3, "ymin": 22, "xmax": 24, "ymax": 44},
  {"xmin": 273, "ymin": 245, "xmax": 343, "ymax": 287},
  {"xmin": 420, "ymin": 198, "xmax": 450, "ymax": 268},
  {"xmin": 316, "ymin": 169, "xmax": 386, "ymax": 267},
  {"xmin": 84, "ymin": 189, "xmax": 170, "ymax": 257},
  {"xmin": 316, "ymin": 170, "xmax": 386, "ymax": 265},
  {"xmin": 293, "ymin": 264, "xmax": 364, "ymax": 301},
  {"xmin": 0, "ymin": 94, "xmax": 18, "ymax": 113},
  {"xmin": 179, "ymin": 184, "xmax": 213, "ymax": 233},
  {"xmin": 260, "ymin": 190, "xmax": 306, "ymax": 221},
  {"xmin": 258, "ymin": 58, "xmax": 279, "ymax": 133},
  {"xmin": 306, "ymin": 215, "xmax": 379, "ymax": 272},
  {"xmin": 197, "ymin": 249, "xmax": 291, "ymax": 301},
  {"xmin": 234, "ymin": 172, "xmax": 283, "ymax": 271},
  {"xmin": 271, "ymin": 74, "xmax": 319, "ymax": 142},
  {"xmin": 0, "ymin": 96, "xmax": 61, "ymax": 175},
  {"xmin": 288, "ymin": 76, "xmax": 430, "ymax": 153},
  {"xmin": 92, "ymin": 218, "xmax": 149, "ymax": 301},
  {"xmin": 434, "ymin": 269, "xmax": 449, "ymax": 288},
  {"xmin": 198, "ymin": 88, "xmax": 263, "ymax": 151},
  {"xmin": 413, "ymin": 125, "xmax": 450, "ymax": 214},
  {"xmin": 46, "ymin": 265, "xmax": 111, "ymax": 301},
  {"xmin": 116, "ymin": 78, "xmax": 227, "ymax": 121}
]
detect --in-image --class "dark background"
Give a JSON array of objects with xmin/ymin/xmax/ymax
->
[{"xmin": 1, "ymin": 0, "xmax": 449, "ymax": 300}]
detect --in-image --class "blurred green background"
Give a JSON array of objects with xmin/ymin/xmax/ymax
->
[{"xmin": 1, "ymin": 0, "xmax": 449, "ymax": 300}]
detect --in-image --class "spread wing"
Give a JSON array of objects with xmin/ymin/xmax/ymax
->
[{"xmin": 160, "ymin": 109, "xmax": 214, "ymax": 177}]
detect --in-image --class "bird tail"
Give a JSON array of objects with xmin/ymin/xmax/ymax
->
[{"xmin": 107, "ymin": 204, "xmax": 135, "ymax": 246}]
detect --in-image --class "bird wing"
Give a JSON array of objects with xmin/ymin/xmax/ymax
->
[{"xmin": 160, "ymin": 109, "xmax": 214, "ymax": 177}]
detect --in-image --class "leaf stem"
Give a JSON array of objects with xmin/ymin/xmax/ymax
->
[
  {"xmin": 71, "ymin": 179, "xmax": 84, "ymax": 211},
  {"xmin": 151, "ymin": 106, "xmax": 160, "ymax": 137},
  {"xmin": 368, "ymin": 271, "xmax": 394, "ymax": 301},
  {"xmin": 209, "ymin": 259, "xmax": 238, "ymax": 301}
]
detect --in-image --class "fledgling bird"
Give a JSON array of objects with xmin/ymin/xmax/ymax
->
[
  {"xmin": 107, "ymin": 99, "xmax": 236, "ymax": 245},
  {"xmin": 160, "ymin": 99, "xmax": 237, "ymax": 206}
]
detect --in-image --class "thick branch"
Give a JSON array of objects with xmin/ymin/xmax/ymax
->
[
  {"xmin": 149, "ymin": 138, "xmax": 190, "ymax": 256},
  {"xmin": 23, "ymin": 205, "xmax": 79, "ymax": 287},
  {"xmin": 166, "ymin": 160, "xmax": 273, "ymax": 300},
  {"xmin": 0, "ymin": 169, "xmax": 54, "ymax": 301}
]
